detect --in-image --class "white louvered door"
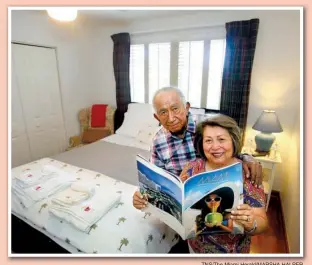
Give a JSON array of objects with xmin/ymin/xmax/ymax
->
[{"xmin": 11, "ymin": 43, "xmax": 66, "ymax": 167}]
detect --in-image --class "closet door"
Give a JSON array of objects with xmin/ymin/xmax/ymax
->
[
  {"xmin": 11, "ymin": 60, "xmax": 32, "ymax": 167},
  {"xmin": 12, "ymin": 43, "xmax": 66, "ymax": 163}
]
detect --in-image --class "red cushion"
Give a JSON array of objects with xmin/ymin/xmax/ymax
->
[{"xmin": 91, "ymin": 104, "xmax": 107, "ymax": 127}]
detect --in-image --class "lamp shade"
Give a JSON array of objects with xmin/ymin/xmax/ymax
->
[
  {"xmin": 252, "ymin": 110, "xmax": 283, "ymax": 153},
  {"xmin": 252, "ymin": 110, "xmax": 283, "ymax": 133}
]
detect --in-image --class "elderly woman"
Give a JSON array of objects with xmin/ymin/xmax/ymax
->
[{"xmin": 180, "ymin": 114, "xmax": 268, "ymax": 253}]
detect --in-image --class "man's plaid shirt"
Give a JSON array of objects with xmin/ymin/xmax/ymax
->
[{"xmin": 150, "ymin": 114, "xmax": 197, "ymax": 177}]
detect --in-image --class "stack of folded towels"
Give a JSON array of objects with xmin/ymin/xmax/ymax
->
[
  {"xmin": 12, "ymin": 164, "xmax": 122, "ymax": 234},
  {"xmin": 12, "ymin": 165, "xmax": 75, "ymax": 208},
  {"xmin": 49, "ymin": 182, "xmax": 121, "ymax": 233}
]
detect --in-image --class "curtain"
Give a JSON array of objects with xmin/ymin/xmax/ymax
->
[
  {"xmin": 111, "ymin": 32, "xmax": 131, "ymax": 132},
  {"xmin": 220, "ymin": 18, "xmax": 260, "ymax": 142}
]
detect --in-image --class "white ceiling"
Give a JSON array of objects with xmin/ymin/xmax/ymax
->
[{"xmin": 76, "ymin": 10, "xmax": 201, "ymax": 23}]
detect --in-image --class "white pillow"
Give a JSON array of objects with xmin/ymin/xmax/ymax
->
[
  {"xmin": 115, "ymin": 103, "xmax": 159, "ymax": 138},
  {"xmin": 127, "ymin": 103, "xmax": 159, "ymax": 126},
  {"xmin": 127, "ymin": 103, "xmax": 154, "ymax": 113},
  {"xmin": 115, "ymin": 112, "xmax": 141, "ymax": 138},
  {"xmin": 135, "ymin": 124, "xmax": 160, "ymax": 145}
]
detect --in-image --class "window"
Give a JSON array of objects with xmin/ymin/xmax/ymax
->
[
  {"xmin": 129, "ymin": 28, "xmax": 226, "ymax": 110},
  {"xmin": 148, "ymin": 43, "xmax": 171, "ymax": 103},
  {"xmin": 206, "ymin": 39, "xmax": 226, "ymax": 110},
  {"xmin": 178, "ymin": 41, "xmax": 204, "ymax": 108},
  {"xmin": 129, "ymin": 44, "xmax": 145, "ymax": 103}
]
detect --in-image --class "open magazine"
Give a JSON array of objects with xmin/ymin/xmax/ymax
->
[{"xmin": 136, "ymin": 154, "xmax": 244, "ymax": 240}]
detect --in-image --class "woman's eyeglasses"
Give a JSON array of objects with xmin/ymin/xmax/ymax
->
[{"xmin": 205, "ymin": 196, "xmax": 221, "ymax": 202}]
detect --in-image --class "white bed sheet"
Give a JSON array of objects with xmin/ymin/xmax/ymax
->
[
  {"xmin": 11, "ymin": 158, "xmax": 177, "ymax": 254},
  {"xmin": 101, "ymin": 134, "xmax": 151, "ymax": 151}
]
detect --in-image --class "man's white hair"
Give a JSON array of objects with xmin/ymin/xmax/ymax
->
[{"xmin": 152, "ymin": 86, "xmax": 186, "ymax": 112}]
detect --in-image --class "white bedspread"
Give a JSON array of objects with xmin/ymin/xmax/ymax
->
[
  {"xmin": 11, "ymin": 158, "xmax": 178, "ymax": 254},
  {"xmin": 102, "ymin": 134, "xmax": 151, "ymax": 151}
]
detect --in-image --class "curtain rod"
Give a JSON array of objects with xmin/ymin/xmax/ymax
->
[{"xmin": 129, "ymin": 24, "xmax": 225, "ymax": 36}]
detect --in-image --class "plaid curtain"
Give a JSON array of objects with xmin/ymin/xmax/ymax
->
[
  {"xmin": 111, "ymin": 32, "xmax": 131, "ymax": 131},
  {"xmin": 220, "ymin": 19, "xmax": 260, "ymax": 142}
]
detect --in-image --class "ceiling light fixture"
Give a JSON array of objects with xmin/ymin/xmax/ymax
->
[{"xmin": 47, "ymin": 8, "xmax": 78, "ymax": 22}]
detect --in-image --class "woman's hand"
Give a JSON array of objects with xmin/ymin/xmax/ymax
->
[
  {"xmin": 230, "ymin": 204, "xmax": 256, "ymax": 232},
  {"xmin": 132, "ymin": 191, "xmax": 148, "ymax": 210}
]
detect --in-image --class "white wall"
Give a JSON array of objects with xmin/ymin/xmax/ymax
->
[{"xmin": 11, "ymin": 10, "xmax": 120, "ymax": 140}]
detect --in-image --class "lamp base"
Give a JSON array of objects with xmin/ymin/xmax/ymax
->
[
  {"xmin": 252, "ymin": 150, "xmax": 270, "ymax": 157},
  {"xmin": 255, "ymin": 132, "xmax": 275, "ymax": 153}
]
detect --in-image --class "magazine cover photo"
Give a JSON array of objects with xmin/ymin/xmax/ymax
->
[
  {"xmin": 137, "ymin": 156, "xmax": 183, "ymax": 224},
  {"xmin": 183, "ymin": 163, "xmax": 244, "ymax": 239}
]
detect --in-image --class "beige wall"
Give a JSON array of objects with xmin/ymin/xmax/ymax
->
[{"xmin": 280, "ymin": 104, "xmax": 301, "ymax": 253}]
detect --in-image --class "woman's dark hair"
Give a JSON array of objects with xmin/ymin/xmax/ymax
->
[{"xmin": 194, "ymin": 114, "xmax": 242, "ymax": 160}]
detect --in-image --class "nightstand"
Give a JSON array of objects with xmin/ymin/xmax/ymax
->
[{"xmin": 241, "ymin": 147, "xmax": 282, "ymax": 211}]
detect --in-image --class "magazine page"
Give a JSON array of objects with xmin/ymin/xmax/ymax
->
[
  {"xmin": 182, "ymin": 162, "xmax": 244, "ymax": 240},
  {"xmin": 136, "ymin": 155, "xmax": 186, "ymax": 239}
]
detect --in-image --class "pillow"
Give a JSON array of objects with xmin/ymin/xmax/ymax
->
[
  {"xmin": 81, "ymin": 128, "xmax": 111, "ymax": 144},
  {"xmin": 126, "ymin": 103, "xmax": 158, "ymax": 125},
  {"xmin": 127, "ymin": 103, "xmax": 154, "ymax": 114},
  {"xmin": 115, "ymin": 103, "xmax": 159, "ymax": 138},
  {"xmin": 90, "ymin": 104, "xmax": 108, "ymax": 128},
  {"xmin": 135, "ymin": 124, "xmax": 160, "ymax": 145},
  {"xmin": 115, "ymin": 112, "xmax": 141, "ymax": 138}
]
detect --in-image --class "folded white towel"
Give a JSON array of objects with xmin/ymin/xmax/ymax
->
[
  {"xmin": 12, "ymin": 165, "xmax": 76, "ymax": 208},
  {"xmin": 14, "ymin": 165, "xmax": 57, "ymax": 189},
  {"xmin": 51, "ymin": 182, "xmax": 95, "ymax": 207},
  {"xmin": 49, "ymin": 190, "xmax": 121, "ymax": 233}
]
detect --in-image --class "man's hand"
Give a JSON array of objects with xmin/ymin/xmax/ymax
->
[
  {"xmin": 132, "ymin": 191, "xmax": 148, "ymax": 210},
  {"xmin": 241, "ymin": 155, "xmax": 263, "ymax": 187}
]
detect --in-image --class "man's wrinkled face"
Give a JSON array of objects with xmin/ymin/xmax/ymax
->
[{"xmin": 153, "ymin": 91, "xmax": 187, "ymax": 134}]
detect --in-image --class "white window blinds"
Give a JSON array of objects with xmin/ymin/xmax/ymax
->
[
  {"xmin": 148, "ymin": 43, "xmax": 171, "ymax": 103},
  {"xmin": 178, "ymin": 41, "xmax": 204, "ymax": 108},
  {"xmin": 129, "ymin": 26, "xmax": 226, "ymax": 109},
  {"xmin": 206, "ymin": 39, "xmax": 226, "ymax": 110},
  {"xmin": 130, "ymin": 44, "xmax": 145, "ymax": 103}
]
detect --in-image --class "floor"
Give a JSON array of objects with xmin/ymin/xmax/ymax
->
[{"xmin": 250, "ymin": 191, "xmax": 289, "ymax": 253}]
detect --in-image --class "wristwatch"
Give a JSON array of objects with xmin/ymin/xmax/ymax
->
[{"xmin": 245, "ymin": 219, "xmax": 257, "ymax": 234}]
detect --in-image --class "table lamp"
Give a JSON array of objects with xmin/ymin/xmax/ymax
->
[{"xmin": 252, "ymin": 110, "xmax": 283, "ymax": 154}]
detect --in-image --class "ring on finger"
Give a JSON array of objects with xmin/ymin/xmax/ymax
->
[{"xmin": 247, "ymin": 215, "xmax": 250, "ymax": 222}]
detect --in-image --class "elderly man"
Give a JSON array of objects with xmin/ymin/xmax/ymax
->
[{"xmin": 132, "ymin": 86, "xmax": 263, "ymax": 253}]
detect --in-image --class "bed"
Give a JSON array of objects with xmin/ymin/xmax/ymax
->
[{"xmin": 10, "ymin": 103, "xmax": 179, "ymax": 255}]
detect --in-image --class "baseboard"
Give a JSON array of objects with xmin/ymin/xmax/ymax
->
[{"xmin": 271, "ymin": 190, "xmax": 290, "ymax": 253}]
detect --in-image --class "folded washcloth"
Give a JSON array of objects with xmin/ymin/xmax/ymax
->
[
  {"xmin": 51, "ymin": 182, "xmax": 95, "ymax": 207},
  {"xmin": 12, "ymin": 165, "xmax": 76, "ymax": 208},
  {"xmin": 49, "ymin": 190, "xmax": 121, "ymax": 233},
  {"xmin": 14, "ymin": 165, "xmax": 57, "ymax": 189}
]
